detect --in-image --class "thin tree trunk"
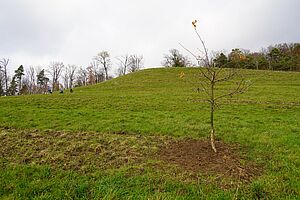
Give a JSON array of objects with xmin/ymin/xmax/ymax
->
[
  {"xmin": 19, "ymin": 77, "xmax": 22, "ymax": 95},
  {"xmin": 104, "ymin": 67, "xmax": 109, "ymax": 80},
  {"xmin": 4, "ymin": 67, "xmax": 8, "ymax": 95},
  {"xmin": 123, "ymin": 65, "xmax": 127, "ymax": 76},
  {"xmin": 210, "ymin": 101, "xmax": 217, "ymax": 153},
  {"xmin": 210, "ymin": 78, "xmax": 217, "ymax": 153}
]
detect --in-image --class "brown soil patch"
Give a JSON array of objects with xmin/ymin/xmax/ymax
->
[{"xmin": 158, "ymin": 139, "xmax": 261, "ymax": 183}]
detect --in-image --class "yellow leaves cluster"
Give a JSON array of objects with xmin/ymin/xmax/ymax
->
[
  {"xmin": 192, "ymin": 20, "xmax": 197, "ymax": 28},
  {"xmin": 179, "ymin": 71, "xmax": 185, "ymax": 79},
  {"xmin": 239, "ymin": 54, "xmax": 246, "ymax": 61}
]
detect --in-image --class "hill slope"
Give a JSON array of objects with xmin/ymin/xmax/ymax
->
[
  {"xmin": 1, "ymin": 68, "xmax": 299, "ymax": 137},
  {"xmin": 0, "ymin": 68, "xmax": 300, "ymax": 199}
]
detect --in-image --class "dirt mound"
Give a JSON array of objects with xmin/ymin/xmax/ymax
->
[{"xmin": 158, "ymin": 139, "xmax": 260, "ymax": 183}]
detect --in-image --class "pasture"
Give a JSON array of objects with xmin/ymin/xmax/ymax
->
[{"xmin": 0, "ymin": 68, "xmax": 299, "ymax": 199}]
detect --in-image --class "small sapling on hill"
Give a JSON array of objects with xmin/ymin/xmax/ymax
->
[{"xmin": 181, "ymin": 20, "xmax": 251, "ymax": 152}]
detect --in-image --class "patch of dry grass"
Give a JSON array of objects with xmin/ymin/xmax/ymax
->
[{"xmin": 0, "ymin": 128, "xmax": 165, "ymax": 173}]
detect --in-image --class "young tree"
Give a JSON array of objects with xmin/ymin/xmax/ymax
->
[
  {"xmin": 182, "ymin": 20, "xmax": 251, "ymax": 152},
  {"xmin": 94, "ymin": 51, "xmax": 111, "ymax": 81},
  {"xmin": 162, "ymin": 49, "xmax": 191, "ymax": 67}
]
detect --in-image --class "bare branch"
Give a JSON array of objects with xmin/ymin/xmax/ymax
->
[
  {"xmin": 179, "ymin": 43, "xmax": 199, "ymax": 61},
  {"xmin": 194, "ymin": 28, "xmax": 210, "ymax": 67},
  {"xmin": 198, "ymin": 81, "xmax": 211, "ymax": 97},
  {"xmin": 214, "ymin": 79, "xmax": 251, "ymax": 101},
  {"xmin": 199, "ymin": 67, "xmax": 212, "ymax": 81},
  {"xmin": 215, "ymin": 69, "xmax": 238, "ymax": 83}
]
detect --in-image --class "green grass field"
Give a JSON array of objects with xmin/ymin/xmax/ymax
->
[{"xmin": 0, "ymin": 68, "xmax": 299, "ymax": 199}]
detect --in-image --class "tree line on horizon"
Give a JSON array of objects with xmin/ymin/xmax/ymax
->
[
  {"xmin": 0, "ymin": 51, "xmax": 143, "ymax": 96},
  {"xmin": 1, "ymin": 42, "xmax": 299, "ymax": 97},
  {"xmin": 162, "ymin": 42, "xmax": 300, "ymax": 71}
]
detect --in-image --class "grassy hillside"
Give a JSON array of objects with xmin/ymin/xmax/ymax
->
[
  {"xmin": 1, "ymin": 68, "xmax": 299, "ymax": 136},
  {"xmin": 0, "ymin": 68, "xmax": 299, "ymax": 199}
]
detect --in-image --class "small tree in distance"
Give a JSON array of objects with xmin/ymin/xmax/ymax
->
[
  {"xmin": 128, "ymin": 54, "xmax": 143, "ymax": 73},
  {"xmin": 36, "ymin": 69, "xmax": 49, "ymax": 93},
  {"xmin": 181, "ymin": 20, "xmax": 251, "ymax": 153},
  {"xmin": 14, "ymin": 65, "xmax": 25, "ymax": 94},
  {"xmin": 0, "ymin": 58, "xmax": 9, "ymax": 95},
  {"xmin": 117, "ymin": 54, "xmax": 130, "ymax": 76},
  {"xmin": 48, "ymin": 62, "xmax": 64, "ymax": 91},
  {"xmin": 117, "ymin": 54, "xmax": 144, "ymax": 76},
  {"xmin": 94, "ymin": 51, "xmax": 111, "ymax": 81},
  {"xmin": 162, "ymin": 49, "xmax": 191, "ymax": 67}
]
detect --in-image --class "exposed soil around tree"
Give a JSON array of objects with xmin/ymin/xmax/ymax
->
[{"xmin": 158, "ymin": 139, "xmax": 262, "ymax": 184}]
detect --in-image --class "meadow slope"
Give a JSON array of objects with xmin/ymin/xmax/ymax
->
[{"xmin": 0, "ymin": 68, "xmax": 299, "ymax": 199}]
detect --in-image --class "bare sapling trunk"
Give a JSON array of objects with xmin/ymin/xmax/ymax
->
[
  {"xmin": 210, "ymin": 128, "xmax": 216, "ymax": 153},
  {"xmin": 210, "ymin": 77, "xmax": 217, "ymax": 153},
  {"xmin": 210, "ymin": 104, "xmax": 217, "ymax": 152}
]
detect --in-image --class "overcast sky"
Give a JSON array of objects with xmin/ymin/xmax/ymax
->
[{"xmin": 0, "ymin": 0, "xmax": 299, "ymax": 74}]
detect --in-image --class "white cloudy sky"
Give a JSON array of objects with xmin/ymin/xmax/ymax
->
[{"xmin": 0, "ymin": 0, "xmax": 299, "ymax": 74}]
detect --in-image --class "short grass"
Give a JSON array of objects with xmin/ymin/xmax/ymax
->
[{"xmin": 0, "ymin": 68, "xmax": 299, "ymax": 199}]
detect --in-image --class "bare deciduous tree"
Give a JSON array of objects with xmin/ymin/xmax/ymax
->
[
  {"xmin": 117, "ymin": 54, "xmax": 130, "ymax": 76},
  {"xmin": 67, "ymin": 65, "xmax": 77, "ymax": 89},
  {"xmin": 63, "ymin": 70, "xmax": 69, "ymax": 89},
  {"xmin": 63, "ymin": 65, "xmax": 77, "ymax": 89},
  {"xmin": 25, "ymin": 66, "xmax": 36, "ymax": 94},
  {"xmin": 48, "ymin": 62, "xmax": 64, "ymax": 91},
  {"xmin": 90, "ymin": 60, "xmax": 105, "ymax": 83},
  {"xmin": 0, "ymin": 58, "xmax": 9, "ymax": 95},
  {"xmin": 94, "ymin": 51, "xmax": 111, "ymax": 81},
  {"xmin": 76, "ymin": 67, "xmax": 88, "ymax": 87},
  {"xmin": 128, "ymin": 54, "xmax": 143, "ymax": 73},
  {"xmin": 86, "ymin": 66, "xmax": 96, "ymax": 85},
  {"xmin": 181, "ymin": 20, "xmax": 251, "ymax": 152}
]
